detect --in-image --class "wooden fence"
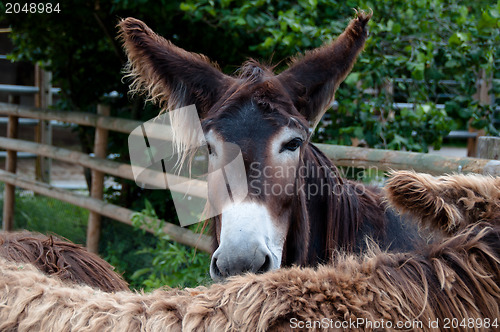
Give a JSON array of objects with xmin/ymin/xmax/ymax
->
[
  {"xmin": 0, "ymin": 102, "xmax": 498, "ymax": 255},
  {"xmin": 0, "ymin": 102, "xmax": 212, "ymax": 253}
]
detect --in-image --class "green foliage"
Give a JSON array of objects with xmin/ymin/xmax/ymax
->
[
  {"xmin": 130, "ymin": 200, "xmax": 211, "ymax": 291},
  {"xmin": 1, "ymin": 0, "xmax": 182, "ymax": 109},
  {"xmin": 180, "ymin": 0, "xmax": 352, "ymax": 60},
  {"xmin": 319, "ymin": 93, "xmax": 452, "ymax": 152},
  {"xmin": 180, "ymin": 0, "xmax": 499, "ymax": 151},
  {"xmin": 97, "ymin": 218, "xmax": 157, "ymax": 290},
  {"xmin": 13, "ymin": 194, "xmax": 88, "ymax": 244}
]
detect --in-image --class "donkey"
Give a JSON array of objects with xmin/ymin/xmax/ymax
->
[{"xmin": 119, "ymin": 11, "xmax": 421, "ymax": 281}]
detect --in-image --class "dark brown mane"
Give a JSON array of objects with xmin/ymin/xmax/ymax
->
[
  {"xmin": 0, "ymin": 231, "xmax": 129, "ymax": 292},
  {"xmin": 284, "ymin": 143, "xmax": 391, "ymax": 266},
  {"xmin": 204, "ymin": 64, "xmax": 300, "ymax": 124}
]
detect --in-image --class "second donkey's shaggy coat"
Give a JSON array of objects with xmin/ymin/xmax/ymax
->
[
  {"xmin": 0, "ymin": 172, "xmax": 499, "ymax": 331},
  {"xmin": 0, "ymin": 231, "xmax": 128, "ymax": 292}
]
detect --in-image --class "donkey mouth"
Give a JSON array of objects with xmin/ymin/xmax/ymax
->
[{"xmin": 209, "ymin": 245, "xmax": 275, "ymax": 281}]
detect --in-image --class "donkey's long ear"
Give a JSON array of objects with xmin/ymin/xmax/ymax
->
[
  {"xmin": 277, "ymin": 11, "xmax": 371, "ymax": 127},
  {"xmin": 119, "ymin": 18, "xmax": 233, "ymax": 115}
]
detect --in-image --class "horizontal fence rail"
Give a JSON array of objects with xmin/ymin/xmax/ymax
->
[
  {"xmin": 316, "ymin": 143, "xmax": 500, "ymax": 176},
  {"xmin": 0, "ymin": 102, "xmax": 141, "ymax": 133},
  {"xmin": 0, "ymin": 102, "xmax": 171, "ymax": 140},
  {"xmin": 0, "ymin": 137, "xmax": 207, "ymax": 198},
  {"xmin": 0, "ymin": 84, "xmax": 61, "ymax": 95},
  {"xmin": 0, "ymin": 102, "xmax": 203, "ymax": 251}
]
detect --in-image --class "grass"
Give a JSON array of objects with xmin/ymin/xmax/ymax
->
[{"xmin": 0, "ymin": 184, "xmax": 88, "ymax": 245}]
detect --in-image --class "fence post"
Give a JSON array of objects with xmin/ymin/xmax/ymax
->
[
  {"xmin": 2, "ymin": 115, "xmax": 18, "ymax": 231},
  {"xmin": 477, "ymin": 136, "xmax": 500, "ymax": 160},
  {"xmin": 86, "ymin": 104, "xmax": 110, "ymax": 254},
  {"xmin": 468, "ymin": 69, "xmax": 492, "ymax": 157},
  {"xmin": 35, "ymin": 64, "xmax": 52, "ymax": 183}
]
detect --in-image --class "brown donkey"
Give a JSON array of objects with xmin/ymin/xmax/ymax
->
[{"xmin": 119, "ymin": 11, "xmax": 422, "ymax": 281}]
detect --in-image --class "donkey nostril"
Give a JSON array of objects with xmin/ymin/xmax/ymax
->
[
  {"xmin": 210, "ymin": 257, "xmax": 224, "ymax": 279},
  {"xmin": 257, "ymin": 254, "xmax": 272, "ymax": 274}
]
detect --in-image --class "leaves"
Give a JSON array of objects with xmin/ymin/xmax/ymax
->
[
  {"xmin": 180, "ymin": 0, "xmax": 350, "ymax": 60},
  {"xmin": 314, "ymin": 0, "xmax": 499, "ymax": 151},
  {"xmin": 131, "ymin": 209, "xmax": 211, "ymax": 290}
]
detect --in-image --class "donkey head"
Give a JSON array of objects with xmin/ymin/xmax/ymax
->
[{"xmin": 120, "ymin": 11, "xmax": 371, "ymax": 280}]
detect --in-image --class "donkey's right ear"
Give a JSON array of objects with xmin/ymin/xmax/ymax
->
[
  {"xmin": 118, "ymin": 18, "xmax": 233, "ymax": 115},
  {"xmin": 277, "ymin": 11, "xmax": 371, "ymax": 129}
]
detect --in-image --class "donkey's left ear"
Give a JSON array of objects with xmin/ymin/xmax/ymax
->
[
  {"xmin": 119, "ymin": 17, "xmax": 234, "ymax": 115},
  {"xmin": 277, "ymin": 10, "xmax": 372, "ymax": 128}
]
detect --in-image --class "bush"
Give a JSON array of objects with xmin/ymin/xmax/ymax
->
[{"xmin": 129, "ymin": 200, "xmax": 211, "ymax": 291}]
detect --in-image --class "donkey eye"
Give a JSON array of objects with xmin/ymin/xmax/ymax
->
[
  {"xmin": 206, "ymin": 143, "xmax": 213, "ymax": 155},
  {"xmin": 280, "ymin": 138, "xmax": 303, "ymax": 153}
]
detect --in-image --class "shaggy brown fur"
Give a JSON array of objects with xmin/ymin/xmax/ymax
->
[
  {"xmin": 1, "ymin": 172, "xmax": 499, "ymax": 331},
  {"xmin": 385, "ymin": 170, "xmax": 500, "ymax": 234},
  {"xmin": 0, "ymin": 223, "xmax": 498, "ymax": 331},
  {"xmin": 0, "ymin": 231, "xmax": 129, "ymax": 292}
]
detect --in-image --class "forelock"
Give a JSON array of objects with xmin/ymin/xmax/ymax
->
[{"xmin": 237, "ymin": 60, "xmax": 273, "ymax": 82}]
